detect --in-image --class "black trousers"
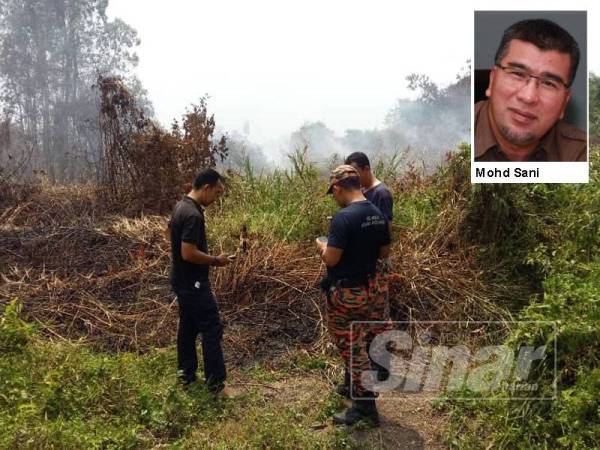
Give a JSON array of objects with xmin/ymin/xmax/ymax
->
[{"xmin": 173, "ymin": 282, "xmax": 226, "ymax": 388}]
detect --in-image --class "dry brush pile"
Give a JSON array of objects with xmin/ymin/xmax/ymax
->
[
  {"xmin": 0, "ymin": 183, "xmax": 324, "ymax": 361},
  {"xmin": 0, "ymin": 167, "xmax": 511, "ymax": 360}
]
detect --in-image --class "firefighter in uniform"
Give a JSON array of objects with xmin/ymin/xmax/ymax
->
[{"xmin": 316, "ymin": 165, "xmax": 391, "ymax": 426}]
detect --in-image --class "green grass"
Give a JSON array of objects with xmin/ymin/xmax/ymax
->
[
  {"xmin": 207, "ymin": 148, "xmax": 443, "ymax": 246},
  {"xmin": 393, "ymin": 187, "xmax": 442, "ymax": 230},
  {"xmin": 443, "ymin": 147, "xmax": 600, "ymax": 449},
  {"xmin": 208, "ymin": 150, "xmax": 338, "ymax": 246},
  {"xmin": 4, "ymin": 143, "xmax": 599, "ymax": 448},
  {"xmin": 0, "ymin": 300, "xmax": 360, "ymax": 449},
  {"xmin": 0, "ymin": 149, "xmax": 449, "ymax": 449}
]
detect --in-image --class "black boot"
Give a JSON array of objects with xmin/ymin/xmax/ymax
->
[
  {"xmin": 177, "ymin": 372, "xmax": 197, "ymax": 387},
  {"xmin": 333, "ymin": 398, "xmax": 380, "ymax": 427},
  {"xmin": 335, "ymin": 368, "xmax": 351, "ymax": 398}
]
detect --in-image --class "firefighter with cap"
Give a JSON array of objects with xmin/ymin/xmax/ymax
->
[{"xmin": 316, "ymin": 165, "xmax": 391, "ymax": 426}]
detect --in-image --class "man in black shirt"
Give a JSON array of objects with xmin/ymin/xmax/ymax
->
[
  {"xmin": 316, "ymin": 165, "xmax": 391, "ymax": 426},
  {"xmin": 345, "ymin": 152, "xmax": 395, "ymax": 383},
  {"xmin": 168, "ymin": 168, "xmax": 232, "ymax": 392},
  {"xmin": 345, "ymin": 152, "xmax": 393, "ymax": 226}
]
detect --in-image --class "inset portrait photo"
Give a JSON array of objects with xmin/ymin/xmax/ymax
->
[{"xmin": 472, "ymin": 11, "xmax": 588, "ymax": 183}]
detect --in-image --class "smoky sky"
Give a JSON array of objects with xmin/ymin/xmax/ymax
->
[{"xmin": 107, "ymin": 0, "xmax": 600, "ymax": 163}]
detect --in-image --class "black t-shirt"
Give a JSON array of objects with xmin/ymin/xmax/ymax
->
[
  {"xmin": 364, "ymin": 182, "xmax": 393, "ymax": 222},
  {"xmin": 169, "ymin": 196, "xmax": 209, "ymax": 288},
  {"xmin": 327, "ymin": 200, "xmax": 391, "ymax": 281}
]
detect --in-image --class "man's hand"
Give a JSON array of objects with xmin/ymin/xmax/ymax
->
[
  {"xmin": 213, "ymin": 253, "xmax": 231, "ymax": 267},
  {"xmin": 315, "ymin": 237, "xmax": 327, "ymax": 254},
  {"xmin": 181, "ymin": 243, "xmax": 232, "ymax": 267},
  {"xmin": 321, "ymin": 246, "xmax": 343, "ymax": 267}
]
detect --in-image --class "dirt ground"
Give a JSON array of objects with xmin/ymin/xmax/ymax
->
[
  {"xmin": 352, "ymin": 393, "xmax": 449, "ymax": 450},
  {"xmin": 236, "ymin": 362, "xmax": 451, "ymax": 450}
]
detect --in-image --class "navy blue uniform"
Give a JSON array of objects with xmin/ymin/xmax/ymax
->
[
  {"xmin": 364, "ymin": 183, "xmax": 393, "ymax": 223},
  {"xmin": 327, "ymin": 200, "xmax": 391, "ymax": 282}
]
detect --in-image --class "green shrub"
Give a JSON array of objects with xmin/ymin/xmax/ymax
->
[
  {"xmin": 446, "ymin": 148, "xmax": 600, "ymax": 449},
  {"xmin": 0, "ymin": 299, "xmax": 34, "ymax": 354},
  {"xmin": 0, "ymin": 305, "xmax": 357, "ymax": 448}
]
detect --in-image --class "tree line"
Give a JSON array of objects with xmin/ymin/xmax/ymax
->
[{"xmin": 0, "ymin": 0, "xmax": 148, "ymax": 181}]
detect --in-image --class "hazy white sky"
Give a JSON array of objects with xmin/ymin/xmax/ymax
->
[{"xmin": 107, "ymin": 0, "xmax": 599, "ymax": 148}]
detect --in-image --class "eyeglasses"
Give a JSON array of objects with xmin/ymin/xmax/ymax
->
[{"xmin": 495, "ymin": 64, "xmax": 570, "ymax": 95}]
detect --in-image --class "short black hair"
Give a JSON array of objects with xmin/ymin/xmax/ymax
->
[
  {"xmin": 192, "ymin": 168, "xmax": 223, "ymax": 190},
  {"xmin": 494, "ymin": 18, "xmax": 580, "ymax": 86},
  {"xmin": 336, "ymin": 176, "xmax": 361, "ymax": 191},
  {"xmin": 344, "ymin": 152, "xmax": 370, "ymax": 169}
]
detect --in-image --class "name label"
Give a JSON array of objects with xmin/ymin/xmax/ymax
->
[{"xmin": 475, "ymin": 167, "xmax": 540, "ymax": 178}]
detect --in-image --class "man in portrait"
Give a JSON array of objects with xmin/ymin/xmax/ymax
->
[{"xmin": 475, "ymin": 19, "xmax": 587, "ymax": 162}]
